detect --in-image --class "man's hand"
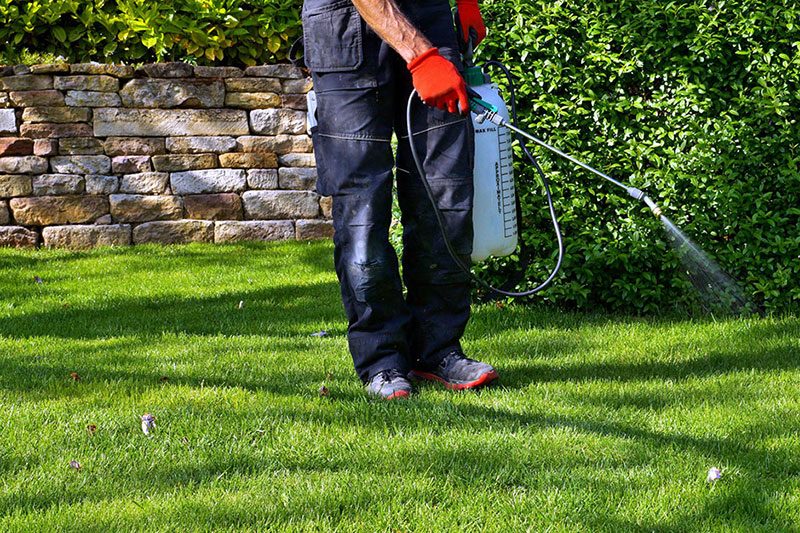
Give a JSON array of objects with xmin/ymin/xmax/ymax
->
[
  {"xmin": 456, "ymin": 0, "xmax": 486, "ymax": 47},
  {"xmin": 408, "ymin": 48, "xmax": 469, "ymax": 115}
]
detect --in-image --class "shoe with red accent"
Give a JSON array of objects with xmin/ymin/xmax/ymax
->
[
  {"xmin": 365, "ymin": 369, "xmax": 412, "ymax": 400},
  {"xmin": 409, "ymin": 351, "xmax": 499, "ymax": 390}
]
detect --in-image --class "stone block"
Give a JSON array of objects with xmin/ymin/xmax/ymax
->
[
  {"xmin": 184, "ymin": 193, "xmax": 243, "ymax": 220},
  {"xmin": 33, "ymin": 174, "xmax": 85, "ymax": 195},
  {"xmin": 112, "ymin": 156, "xmax": 152, "ymax": 174},
  {"xmin": 86, "ymin": 175, "xmax": 119, "ymax": 195},
  {"xmin": 54, "ymin": 137, "xmax": 103, "ymax": 157},
  {"xmin": 194, "ymin": 66, "xmax": 243, "ymax": 78},
  {"xmin": 219, "ymin": 152, "xmax": 277, "ymax": 169},
  {"xmin": 320, "ymin": 196, "xmax": 332, "ymax": 218},
  {"xmin": 170, "ymin": 169, "xmax": 247, "ymax": 194},
  {"xmin": 42, "ymin": 224, "xmax": 131, "ymax": 249},
  {"xmin": 0, "ymin": 92, "xmax": 9, "ymax": 108},
  {"xmin": 279, "ymin": 167, "xmax": 317, "ymax": 190},
  {"xmin": 0, "ymin": 156, "xmax": 49, "ymax": 174},
  {"xmin": 22, "ymin": 107, "xmax": 91, "ymax": 123},
  {"xmin": 0, "ymin": 200, "xmax": 7, "ymax": 224},
  {"xmin": 29, "ymin": 63, "xmax": 70, "ymax": 74},
  {"xmin": 281, "ymin": 94, "xmax": 308, "ymax": 110},
  {"xmin": 224, "ymin": 78, "xmax": 282, "ymax": 93},
  {"xmin": 70, "ymin": 63, "xmax": 135, "ymax": 77},
  {"xmin": 296, "ymin": 219, "xmax": 334, "ymax": 240},
  {"xmin": 237, "ymin": 135, "xmax": 313, "ymax": 155},
  {"xmin": 282, "ymin": 78, "xmax": 313, "ymax": 94},
  {"xmin": 58, "ymin": 137, "xmax": 104, "ymax": 155},
  {"xmin": 247, "ymin": 169, "xmax": 278, "ymax": 190},
  {"xmin": 120, "ymin": 79, "xmax": 225, "ymax": 108},
  {"xmin": 94, "ymin": 109, "xmax": 250, "ymax": 137},
  {"xmin": 165, "ymin": 136, "xmax": 237, "ymax": 154},
  {"xmin": 10, "ymin": 196, "xmax": 108, "ymax": 225},
  {"xmin": 214, "ymin": 220, "xmax": 294, "ymax": 243},
  {"xmin": 54, "ymin": 75, "xmax": 118, "ymax": 92},
  {"xmin": 109, "ymin": 194, "xmax": 183, "ymax": 222},
  {"xmin": 20, "ymin": 123, "xmax": 93, "ymax": 138},
  {"xmin": 140, "ymin": 63, "xmax": 194, "ymax": 78},
  {"xmin": 94, "ymin": 214, "xmax": 113, "ymax": 225},
  {"xmin": 34, "ymin": 139, "xmax": 59, "ymax": 156},
  {"xmin": 242, "ymin": 191, "xmax": 320, "ymax": 220},
  {"xmin": 225, "ymin": 92, "xmax": 281, "ymax": 109},
  {"xmin": 119, "ymin": 172, "xmax": 169, "ymax": 194},
  {"xmin": 0, "ymin": 138, "xmax": 34, "ymax": 156},
  {"xmin": 250, "ymin": 109, "xmax": 307, "ymax": 135},
  {"xmin": 0, "ymin": 226, "xmax": 38, "ymax": 248},
  {"xmin": 50, "ymin": 155, "xmax": 111, "ymax": 175},
  {"xmin": 152, "ymin": 154, "xmax": 218, "ymax": 172},
  {"xmin": 0, "ymin": 109, "xmax": 16, "ymax": 133},
  {"xmin": 133, "ymin": 220, "xmax": 213, "ymax": 244},
  {"xmin": 9, "ymin": 90, "xmax": 65, "ymax": 107},
  {"xmin": 0, "ymin": 175, "xmax": 32, "ymax": 197},
  {"xmin": 65, "ymin": 91, "xmax": 122, "ymax": 107},
  {"xmin": 0, "ymin": 75, "xmax": 53, "ymax": 91},
  {"xmin": 278, "ymin": 153, "xmax": 317, "ymax": 168},
  {"xmin": 104, "ymin": 137, "xmax": 166, "ymax": 156},
  {"xmin": 245, "ymin": 65, "xmax": 303, "ymax": 79}
]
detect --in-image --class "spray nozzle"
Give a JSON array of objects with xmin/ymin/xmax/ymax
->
[
  {"xmin": 627, "ymin": 187, "xmax": 662, "ymax": 218},
  {"xmin": 644, "ymin": 196, "xmax": 663, "ymax": 218}
]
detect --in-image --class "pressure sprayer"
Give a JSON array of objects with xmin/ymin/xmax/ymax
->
[{"xmin": 404, "ymin": 33, "xmax": 664, "ymax": 298}]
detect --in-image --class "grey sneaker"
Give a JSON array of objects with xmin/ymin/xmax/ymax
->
[
  {"xmin": 409, "ymin": 351, "xmax": 499, "ymax": 390},
  {"xmin": 365, "ymin": 369, "xmax": 412, "ymax": 400}
]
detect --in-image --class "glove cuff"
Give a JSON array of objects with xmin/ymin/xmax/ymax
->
[
  {"xmin": 456, "ymin": 0, "xmax": 479, "ymax": 5},
  {"xmin": 407, "ymin": 47, "xmax": 440, "ymax": 72}
]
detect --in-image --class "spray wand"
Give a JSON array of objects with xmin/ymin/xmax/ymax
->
[{"xmin": 468, "ymin": 90, "xmax": 662, "ymax": 219}]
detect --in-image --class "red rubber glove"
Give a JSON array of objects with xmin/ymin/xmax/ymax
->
[
  {"xmin": 407, "ymin": 48, "xmax": 469, "ymax": 115},
  {"xmin": 456, "ymin": 0, "xmax": 487, "ymax": 46}
]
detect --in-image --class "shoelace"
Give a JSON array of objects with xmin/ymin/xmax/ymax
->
[
  {"xmin": 440, "ymin": 351, "xmax": 476, "ymax": 369},
  {"xmin": 378, "ymin": 369, "xmax": 406, "ymax": 383}
]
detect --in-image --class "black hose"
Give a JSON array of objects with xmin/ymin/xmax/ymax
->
[{"xmin": 405, "ymin": 62, "xmax": 565, "ymax": 298}]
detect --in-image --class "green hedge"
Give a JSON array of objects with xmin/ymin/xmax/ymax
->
[
  {"xmin": 476, "ymin": 0, "xmax": 799, "ymax": 314},
  {"xmin": 0, "ymin": 0, "xmax": 302, "ymax": 66}
]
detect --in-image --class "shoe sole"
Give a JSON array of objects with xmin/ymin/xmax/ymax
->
[
  {"xmin": 384, "ymin": 390, "xmax": 411, "ymax": 400},
  {"xmin": 409, "ymin": 369, "xmax": 499, "ymax": 391}
]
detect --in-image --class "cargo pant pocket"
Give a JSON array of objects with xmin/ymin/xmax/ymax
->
[{"xmin": 302, "ymin": 1, "xmax": 364, "ymax": 73}]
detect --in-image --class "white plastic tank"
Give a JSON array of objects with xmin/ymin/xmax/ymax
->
[{"xmin": 470, "ymin": 80, "xmax": 518, "ymax": 263}]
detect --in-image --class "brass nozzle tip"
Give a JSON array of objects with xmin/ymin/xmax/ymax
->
[{"xmin": 652, "ymin": 206, "xmax": 662, "ymax": 218}]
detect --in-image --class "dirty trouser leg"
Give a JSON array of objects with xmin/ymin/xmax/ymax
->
[
  {"xmin": 303, "ymin": 0, "xmax": 411, "ymax": 383},
  {"xmin": 393, "ymin": 1, "xmax": 475, "ymax": 370}
]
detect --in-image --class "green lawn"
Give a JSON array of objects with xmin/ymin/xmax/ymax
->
[{"xmin": 1, "ymin": 241, "xmax": 798, "ymax": 531}]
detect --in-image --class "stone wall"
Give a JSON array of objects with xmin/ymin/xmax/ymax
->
[{"xmin": 0, "ymin": 62, "xmax": 331, "ymax": 249}]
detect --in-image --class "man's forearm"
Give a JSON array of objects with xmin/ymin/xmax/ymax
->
[{"xmin": 351, "ymin": 0, "xmax": 432, "ymax": 62}]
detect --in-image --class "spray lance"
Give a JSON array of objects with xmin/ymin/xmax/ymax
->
[{"xmin": 405, "ymin": 26, "xmax": 664, "ymax": 298}]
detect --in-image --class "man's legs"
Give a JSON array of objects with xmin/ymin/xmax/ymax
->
[{"xmin": 305, "ymin": 2, "xmax": 412, "ymax": 383}]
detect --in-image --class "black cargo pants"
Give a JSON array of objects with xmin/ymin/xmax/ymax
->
[{"xmin": 302, "ymin": 0, "xmax": 474, "ymax": 382}]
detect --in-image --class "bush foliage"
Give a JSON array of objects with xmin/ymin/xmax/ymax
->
[
  {"xmin": 477, "ymin": 0, "xmax": 799, "ymax": 314},
  {"xmin": 2, "ymin": 0, "xmax": 797, "ymax": 314},
  {"xmin": 0, "ymin": 0, "xmax": 302, "ymax": 66}
]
